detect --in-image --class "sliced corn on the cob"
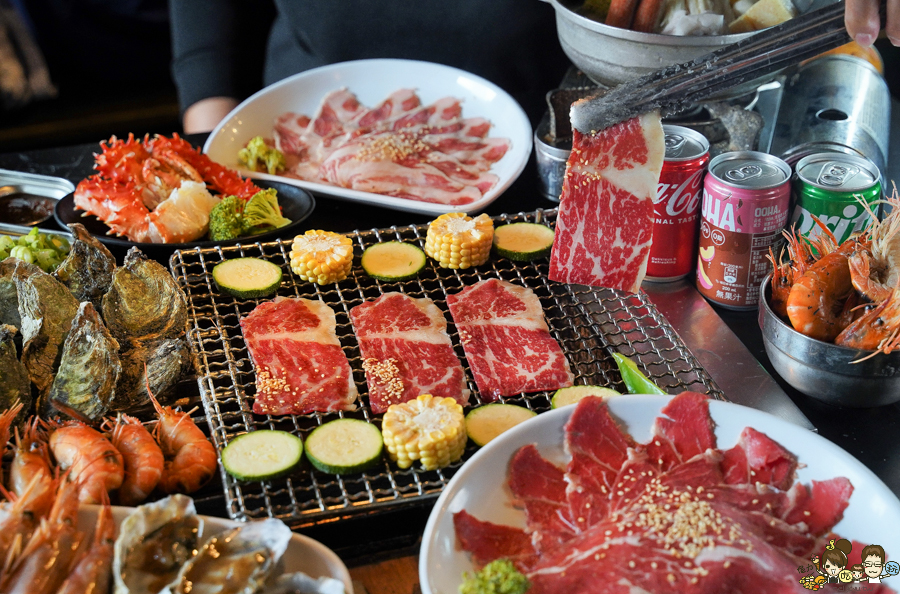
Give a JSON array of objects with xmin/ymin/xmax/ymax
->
[
  {"xmin": 382, "ymin": 394, "xmax": 466, "ymax": 470},
  {"xmin": 424, "ymin": 213, "xmax": 493, "ymax": 269},
  {"xmin": 290, "ymin": 230, "xmax": 354, "ymax": 284}
]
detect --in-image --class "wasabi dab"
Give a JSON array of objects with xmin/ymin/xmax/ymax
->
[{"xmin": 460, "ymin": 559, "xmax": 530, "ymax": 594}]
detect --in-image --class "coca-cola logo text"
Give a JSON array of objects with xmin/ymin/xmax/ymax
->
[{"xmin": 654, "ymin": 169, "xmax": 704, "ymax": 217}]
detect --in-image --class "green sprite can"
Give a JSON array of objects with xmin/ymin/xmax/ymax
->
[{"xmin": 790, "ymin": 152, "xmax": 882, "ymax": 245}]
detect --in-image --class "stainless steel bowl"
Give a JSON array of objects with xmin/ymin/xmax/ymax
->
[
  {"xmin": 545, "ymin": 0, "xmax": 775, "ymax": 97},
  {"xmin": 758, "ymin": 275, "xmax": 900, "ymax": 407}
]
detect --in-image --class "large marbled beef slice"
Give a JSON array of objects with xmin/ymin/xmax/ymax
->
[{"xmin": 549, "ymin": 112, "xmax": 665, "ymax": 293}]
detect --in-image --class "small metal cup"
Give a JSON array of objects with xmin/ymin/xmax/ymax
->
[{"xmin": 534, "ymin": 116, "xmax": 571, "ymax": 202}]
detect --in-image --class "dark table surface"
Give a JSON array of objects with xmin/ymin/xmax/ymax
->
[{"xmin": 3, "ymin": 133, "xmax": 898, "ymax": 566}]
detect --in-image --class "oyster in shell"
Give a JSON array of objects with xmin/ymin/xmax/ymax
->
[
  {"xmin": 102, "ymin": 248, "xmax": 187, "ymax": 344},
  {"xmin": 162, "ymin": 519, "xmax": 292, "ymax": 594},
  {"xmin": 113, "ymin": 494, "xmax": 203, "ymax": 594},
  {"xmin": 46, "ymin": 301, "xmax": 121, "ymax": 423},
  {"xmin": 14, "ymin": 258, "xmax": 79, "ymax": 397},
  {"xmin": 0, "ymin": 324, "xmax": 30, "ymax": 417},
  {"xmin": 54, "ymin": 223, "xmax": 116, "ymax": 310},
  {"xmin": 0, "ymin": 258, "xmax": 27, "ymax": 329},
  {"xmin": 113, "ymin": 337, "xmax": 193, "ymax": 411}
]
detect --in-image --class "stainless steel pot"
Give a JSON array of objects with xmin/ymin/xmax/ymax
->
[
  {"xmin": 544, "ymin": 0, "xmax": 781, "ymax": 97},
  {"xmin": 758, "ymin": 275, "xmax": 900, "ymax": 408}
]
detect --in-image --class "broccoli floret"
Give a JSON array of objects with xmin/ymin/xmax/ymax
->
[
  {"xmin": 238, "ymin": 136, "xmax": 286, "ymax": 175},
  {"xmin": 459, "ymin": 559, "xmax": 530, "ymax": 594},
  {"xmin": 208, "ymin": 195, "xmax": 246, "ymax": 241},
  {"xmin": 241, "ymin": 188, "xmax": 291, "ymax": 234}
]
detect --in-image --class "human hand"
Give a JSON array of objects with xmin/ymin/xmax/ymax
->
[
  {"xmin": 183, "ymin": 96, "xmax": 240, "ymax": 134},
  {"xmin": 845, "ymin": 0, "xmax": 897, "ymax": 47}
]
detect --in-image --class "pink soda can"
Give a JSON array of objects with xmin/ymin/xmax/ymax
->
[{"xmin": 696, "ymin": 151, "xmax": 791, "ymax": 310}]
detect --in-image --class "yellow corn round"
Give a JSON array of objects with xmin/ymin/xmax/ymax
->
[
  {"xmin": 290, "ymin": 230, "xmax": 354, "ymax": 284},
  {"xmin": 381, "ymin": 394, "xmax": 466, "ymax": 471},
  {"xmin": 424, "ymin": 213, "xmax": 494, "ymax": 269}
]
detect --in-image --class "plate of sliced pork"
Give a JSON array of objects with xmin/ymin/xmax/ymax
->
[
  {"xmin": 203, "ymin": 59, "xmax": 532, "ymax": 215},
  {"xmin": 419, "ymin": 393, "xmax": 900, "ymax": 593}
]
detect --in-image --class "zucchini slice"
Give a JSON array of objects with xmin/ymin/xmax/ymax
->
[
  {"xmin": 221, "ymin": 430, "xmax": 304, "ymax": 481},
  {"xmin": 551, "ymin": 385, "xmax": 621, "ymax": 409},
  {"xmin": 305, "ymin": 419, "xmax": 384, "ymax": 474},
  {"xmin": 361, "ymin": 241, "xmax": 427, "ymax": 281},
  {"xmin": 492, "ymin": 223, "xmax": 555, "ymax": 262},
  {"xmin": 213, "ymin": 257, "xmax": 283, "ymax": 298},
  {"xmin": 465, "ymin": 403, "xmax": 537, "ymax": 447}
]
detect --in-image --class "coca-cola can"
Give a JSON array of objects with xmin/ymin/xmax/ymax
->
[
  {"xmin": 696, "ymin": 151, "xmax": 792, "ymax": 310},
  {"xmin": 645, "ymin": 125, "xmax": 711, "ymax": 282}
]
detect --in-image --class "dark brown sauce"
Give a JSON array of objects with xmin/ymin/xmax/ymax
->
[{"xmin": 0, "ymin": 194, "xmax": 55, "ymax": 225}]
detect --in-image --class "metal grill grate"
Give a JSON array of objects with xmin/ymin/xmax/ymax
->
[{"xmin": 169, "ymin": 208, "xmax": 725, "ymax": 527}]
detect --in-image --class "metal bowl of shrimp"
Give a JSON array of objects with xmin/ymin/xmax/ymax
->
[{"xmin": 758, "ymin": 275, "xmax": 900, "ymax": 408}]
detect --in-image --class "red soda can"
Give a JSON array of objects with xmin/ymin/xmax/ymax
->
[{"xmin": 645, "ymin": 125, "xmax": 710, "ymax": 281}]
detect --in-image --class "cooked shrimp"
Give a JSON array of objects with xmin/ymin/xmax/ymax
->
[
  {"xmin": 150, "ymin": 394, "xmax": 217, "ymax": 494},
  {"xmin": 9, "ymin": 419, "xmax": 54, "ymax": 519},
  {"xmin": 768, "ymin": 225, "xmax": 831, "ymax": 319},
  {"xmin": 0, "ymin": 478, "xmax": 83, "ymax": 594},
  {"xmin": 786, "ymin": 250, "xmax": 855, "ymax": 342},
  {"xmin": 768, "ymin": 246, "xmax": 793, "ymax": 319},
  {"xmin": 835, "ymin": 288, "xmax": 900, "ymax": 358},
  {"xmin": 848, "ymin": 193, "xmax": 900, "ymax": 303},
  {"xmin": 47, "ymin": 420, "xmax": 124, "ymax": 504},
  {"xmin": 104, "ymin": 414, "xmax": 163, "ymax": 506},
  {"xmin": 0, "ymin": 474, "xmax": 53, "ymax": 579},
  {"xmin": 57, "ymin": 491, "xmax": 114, "ymax": 594},
  {"xmin": 0, "ymin": 401, "xmax": 24, "ymax": 486}
]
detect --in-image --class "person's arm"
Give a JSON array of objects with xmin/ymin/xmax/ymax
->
[
  {"xmin": 169, "ymin": 0, "xmax": 243, "ymax": 133},
  {"xmin": 183, "ymin": 96, "xmax": 240, "ymax": 134},
  {"xmin": 845, "ymin": 0, "xmax": 900, "ymax": 46}
]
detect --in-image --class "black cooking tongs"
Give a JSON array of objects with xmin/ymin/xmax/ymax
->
[{"xmin": 571, "ymin": 0, "xmax": 887, "ymax": 134}]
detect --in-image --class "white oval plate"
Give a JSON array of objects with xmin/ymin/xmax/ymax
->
[
  {"xmin": 203, "ymin": 59, "xmax": 532, "ymax": 216},
  {"xmin": 77, "ymin": 505, "xmax": 353, "ymax": 593},
  {"xmin": 419, "ymin": 394, "xmax": 900, "ymax": 594}
]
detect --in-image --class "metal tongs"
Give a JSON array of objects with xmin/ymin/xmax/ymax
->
[{"xmin": 572, "ymin": 0, "xmax": 888, "ymax": 133}]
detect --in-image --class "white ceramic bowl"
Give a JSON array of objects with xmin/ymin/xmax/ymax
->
[
  {"xmin": 203, "ymin": 59, "xmax": 533, "ymax": 216},
  {"xmin": 419, "ymin": 394, "xmax": 900, "ymax": 593}
]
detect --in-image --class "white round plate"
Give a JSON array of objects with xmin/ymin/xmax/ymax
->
[
  {"xmin": 203, "ymin": 58, "xmax": 533, "ymax": 216},
  {"xmin": 419, "ymin": 394, "xmax": 900, "ymax": 594},
  {"xmin": 77, "ymin": 505, "xmax": 353, "ymax": 593}
]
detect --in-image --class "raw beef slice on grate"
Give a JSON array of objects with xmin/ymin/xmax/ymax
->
[
  {"xmin": 350, "ymin": 292, "xmax": 469, "ymax": 413},
  {"xmin": 240, "ymin": 296, "xmax": 358, "ymax": 415},
  {"xmin": 446, "ymin": 278, "xmax": 574, "ymax": 400}
]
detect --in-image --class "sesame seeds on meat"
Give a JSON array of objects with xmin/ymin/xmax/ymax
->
[{"xmin": 362, "ymin": 357, "xmax": 405, "ymax": 406}]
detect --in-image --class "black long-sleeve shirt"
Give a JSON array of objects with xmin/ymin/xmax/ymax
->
[{"xmin": 169, "ymin": 0, "xmax": 571, "ymax": 124}]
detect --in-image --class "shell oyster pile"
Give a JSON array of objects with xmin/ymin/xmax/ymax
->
[
  {"xmin": 113, "ymin": 495, "xmax": 344, "ymax": 594},
  {"xmin": 0, "ymin": 224, "xmax": 193, "ymax": 423}
]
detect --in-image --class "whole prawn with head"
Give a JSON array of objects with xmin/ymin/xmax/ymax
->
[
  {"xmin": 150, "ymin": 393, "xmax": 217, "ymax": 494},
  {"xmin": 786, "ymin": 246, "xmax": 858, "ymax": 342},
  {"xmin": 848, "ymin": 192, "xmax": 900, "ymax": 303},
  {"xmin": 47, "ymin": 419, "xmax": 124, "ymax": 504},
  {"xmin": 10, "ymin": 417, "xmax": 55, "ymax": 519},
  {"xmin": 104, "ymin": 413, "xmax": 164, "ymax": 506}
]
